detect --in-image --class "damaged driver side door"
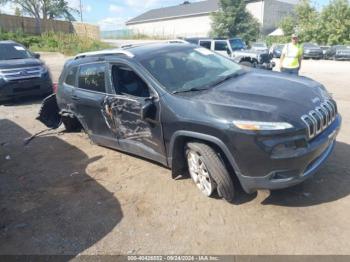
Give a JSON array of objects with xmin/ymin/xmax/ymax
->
[{"xmin": 103, "ymin": 63, "xmax": 166, "ymax": 165}]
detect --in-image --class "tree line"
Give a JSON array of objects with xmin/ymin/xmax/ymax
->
[
  {"xmin": 0, "ymin": 0, "xmax": 78, "ymax": 34},
  {"xmin": 211, "ymin": 0, "xmax": 350, "ymax": 45},
  {"xmin": 280, "ymin": 0, "xmax": 350, "ymax": 45}
]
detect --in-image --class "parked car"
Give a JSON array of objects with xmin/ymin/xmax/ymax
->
[
  {"xmin": 186, "ymin": 38, "xmax": 274, "ymax": 70},
  {"xmin": 0, "ymin": 40, "xmax": 52, "ymax": 102},
  {"xmin": 324, "ymin": 45, "xmax": 350, "ymax": 61},
  {"xmin": 303, "ymin": 43, "xmax": 323, "ymax": 59},
  {"xmin": 251, "ymin": 42, "xmax": 269, "ymax": 53},
  {"xmin": 38, "ymin": 44, "xmax": 341, "ymax": 202},
  {"xmin": 269, "ymin": 44, "xmax": 285, "ymax": 58}
]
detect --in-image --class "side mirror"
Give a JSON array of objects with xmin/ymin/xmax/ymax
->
[
  {"xmin": 141, "ymin": 96, "xmax": 157, "ymax": 123},
  {"xmin": 34, "ymin": 53, "xmax": 41, "ymax": 59},
  {"xmin": 226, "ymin": 47, "xmax": 232, "ymax": 55}
]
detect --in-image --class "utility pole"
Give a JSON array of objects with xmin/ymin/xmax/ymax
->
[{"xmin": 79, "ymin": 0, "xmax": 83, "ymax": 22}]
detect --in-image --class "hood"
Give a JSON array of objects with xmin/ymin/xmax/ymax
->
[
  {"xmin": 0, "ymin": 58, "xmax": 43, "ymax": 70},
  {"xmin": 185, "ymin": 70, "xmax": 330, "ymax": 125}
]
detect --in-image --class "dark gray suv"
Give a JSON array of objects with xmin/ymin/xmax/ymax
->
[
  {"xmin": 38, "ymin": 43, "xmax": 341, "ymax": 202},
  {"xmin": 0, "ymin": 41, "xmax": 52, "ymax": 101}
]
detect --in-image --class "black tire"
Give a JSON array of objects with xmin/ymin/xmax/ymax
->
[
  {"xmin": 186, "ymin": 142, "xmax": 235, "ymax": 202},
  {"xmin": 239, "ymin": 61, "xmax": 253, "ymax": 67},
  {"xmin": 61, "ymin": 116, "xmax": 82, "ymax": 132}
]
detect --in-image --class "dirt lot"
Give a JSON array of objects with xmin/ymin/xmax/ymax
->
[{"xmin": 0, "ymin": 54, "xmax": 350, "ymax": 255}]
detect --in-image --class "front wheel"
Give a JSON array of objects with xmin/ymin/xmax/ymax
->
[{"xmin": 186, "ymin": 142, "xmax": 235, "ymax": 202}]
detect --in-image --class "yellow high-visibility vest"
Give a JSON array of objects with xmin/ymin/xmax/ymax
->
[{"xmin": 281, "ymin": 43, "xmax": 303, "ymax": 69}]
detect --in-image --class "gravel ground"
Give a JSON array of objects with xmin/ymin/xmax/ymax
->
[{"xmin": 0, "ymin": 53, "xmax": 350, "ymax": 255}]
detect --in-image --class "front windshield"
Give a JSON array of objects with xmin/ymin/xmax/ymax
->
[
  {"xmin": 0, "ymin": 44, "xmax": 32, "ymax": 60},
  {"xmin": 229, "ymin": 39, "xmax": 246, "ymax": 50},
  {"xmin": 140, "ymin": 47, "xmax": 242, "ymax": 93}
]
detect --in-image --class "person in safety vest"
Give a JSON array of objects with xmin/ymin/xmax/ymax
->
[{"xmin": 280, "ymin": 34, "xmax": 303, "ymax": 75}]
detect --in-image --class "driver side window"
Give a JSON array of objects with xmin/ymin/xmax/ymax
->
[{"xmin": 111, "ymin": 65, "xmax": 150, "ymax": 98}]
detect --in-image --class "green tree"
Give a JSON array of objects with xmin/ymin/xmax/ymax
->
[
  {"xmin": 0, "ymin": 0, "xmax": 78, "ymax": 33},
  {"xmin": 211, "ymin": 0, "xmax": 260, "ymax": 44},
  {"xmin": 294, "ymin": 0, "xmax": 320, "ymax": 42},
  {"xmin": 278, "ymin": 0, "xmax": 324, "ymax": 43},
  {"xmin": 319, "ymin": 0, "xmax": 350, "ymax": 45},
  {"xmin": 280, "ymin": 15, "xmax": 295, "ymax": 37},
  {"xmin": 14, "ymin": 6, "xmax": 21, "ymax": 16}
]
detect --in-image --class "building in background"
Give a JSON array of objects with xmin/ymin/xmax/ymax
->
[{"xmin": 126, "ymin": 0, "xmax": 298, "ymax": 38}]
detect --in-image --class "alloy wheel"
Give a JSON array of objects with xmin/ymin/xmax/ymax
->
[{"xmin": 186, "ymin": 149, "xmax": 215, "ymax": 196}]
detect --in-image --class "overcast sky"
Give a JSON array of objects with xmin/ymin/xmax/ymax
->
[{"xmin": 0, "ymin": 0, "xmax": 332, "ymax": 31}]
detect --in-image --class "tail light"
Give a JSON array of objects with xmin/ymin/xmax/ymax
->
[{"xmin": 52, "ymin": 83, "xmax": 58, "ymax": 93}]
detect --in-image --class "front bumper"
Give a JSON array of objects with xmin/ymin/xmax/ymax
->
[
  {"xmin": 0, "ymin": 75, "xmax": 52, "ymax": 101},
  {"xmin": 232, "ymin": 115, "xmax": 341, "ymax": 193}
]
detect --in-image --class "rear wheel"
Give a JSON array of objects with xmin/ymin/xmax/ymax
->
[{"xmin": 186, "ymin": 142, "xmax": 235, "ymax": 202}]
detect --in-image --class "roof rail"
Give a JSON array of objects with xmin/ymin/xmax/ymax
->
[
  {"xmin": 120, "ymin": 43, "xmax": 153, "ymax": 49},
  {"xmin": 74, "ymin": 49, "xmax": 135, "ymax": 59},
  {"xmin": 121, "ymin": 40, "xmax": 189, "ymax": 49}
]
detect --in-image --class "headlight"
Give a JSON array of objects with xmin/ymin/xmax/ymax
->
[{"xmin": 233, "ymin": 120, "xmax": 293, "ymax": 131}]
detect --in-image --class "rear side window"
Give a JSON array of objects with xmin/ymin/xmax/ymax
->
[
  {"xmin": 199, "ymin": 41, "xmax": 211, "ymax": 49},
  {"xmin": 214, "ymin": 41, "xmax": 228, "ymax": 51},
  {"xmin": 64, "ymin": 67, "xmax": 77, "ymax": 86},
  {"xmin": 78, "ymin": 63, "xmax": 106, "ymax": 93}
]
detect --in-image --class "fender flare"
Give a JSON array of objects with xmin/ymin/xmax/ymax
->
[{"xmin": 168, "ymin": 130, "xmax": 245, "ymax": 183}]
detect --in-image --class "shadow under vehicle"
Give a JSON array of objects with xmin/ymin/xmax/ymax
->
[
  {"xmin": 0, "ymin": 119, "xmax": 122, "ymax": 255},
  {"xmin": 38, "ymin": 43, "xmax": 341, "ymax": 203},
  {"xmin": 0, "ymin": 41, "xmax": 53, "ymax": 102},
  {"xmin": 261, "ymin": 141, "xmax": 350, "ymax": 207}
]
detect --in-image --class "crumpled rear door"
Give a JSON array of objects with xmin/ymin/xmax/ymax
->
[{"xmin": 37, "ymin": 94, "xmax": 62, "ymax": 129}]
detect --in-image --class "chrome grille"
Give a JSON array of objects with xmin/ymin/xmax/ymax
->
[
  {"xmin": 0, "ymin": 66, "xmax": 43, "ymax": 81},
  {"xmin": 301, "ymin": 100, "xmax": 337, "ymax": 139}
]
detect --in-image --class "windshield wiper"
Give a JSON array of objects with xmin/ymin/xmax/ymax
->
[
  {"xmin": 172, "ymin": 87, "xmax": 206, "ymax": 94},
  {"xmin": 7, "ymin": 57, "xmax": 26, "ymax": 60},
  {"xmin": 172, "ymin": 71, "xmax": 245, "ymax": 95},
  {"xmin": 206, "ymin": 71, "xmax": 245, "ymax": 89}
]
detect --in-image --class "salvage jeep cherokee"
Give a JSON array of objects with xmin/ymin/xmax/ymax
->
[{"xmin": 38, "ymin": 43, "xmax": 341, "ymax": 202}]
